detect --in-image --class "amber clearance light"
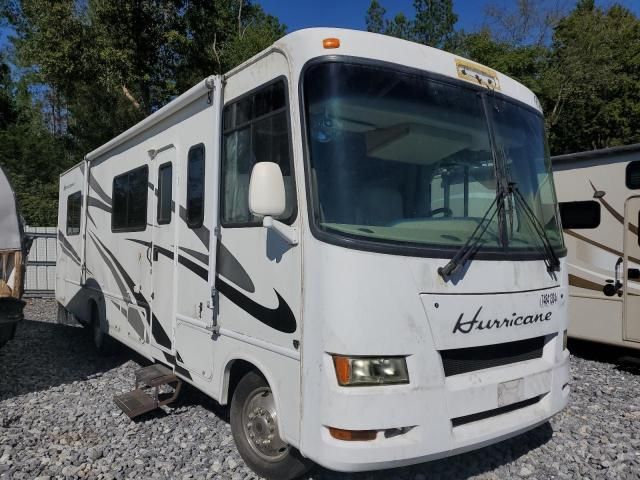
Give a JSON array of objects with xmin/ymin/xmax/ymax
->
[
  {"xmin": 323, "ymin": 38, "xmax": 341, "ymax": 49},
  {"xmin": 329, "ymin": 427, "xmax": 376, "ymax": 441}
]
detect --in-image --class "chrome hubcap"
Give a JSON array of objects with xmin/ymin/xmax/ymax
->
[{"xmin": 242, "ymin": 387, "xmax": 290, "ymax": 461}]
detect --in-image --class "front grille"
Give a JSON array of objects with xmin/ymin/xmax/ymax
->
[
  {"xmin": 440, "ymin": 336, "xmax": 545, "ymax": 376},
  {"xmin": 451, "ymin": 395, "xmax": 542, "ymax": 427}
]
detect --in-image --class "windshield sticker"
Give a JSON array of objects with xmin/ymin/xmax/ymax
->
[
  {"xmin": 452, "ymin": 306, "xmax": 552, "ymax": 334},
  {"xmin": 455, "ymin": 59, "xmax": 501, "ymax": 91}
]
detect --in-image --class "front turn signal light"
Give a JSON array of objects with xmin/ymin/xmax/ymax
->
[
  {"xmin": 332, "ymin": 355, "xmax": 409, "ymax": 386},
  {"xmin": 329, "ymin": 427, "xmax": 376, "ymax": 441}
]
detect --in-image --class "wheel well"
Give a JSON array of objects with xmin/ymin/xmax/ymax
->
[
  {"xmin": 88, "ymin": 299, "xmax": 98, "ymax": 322},
  {"xmin": 226, "ymin": 359, "xmax": 265, "ymax": 404}
]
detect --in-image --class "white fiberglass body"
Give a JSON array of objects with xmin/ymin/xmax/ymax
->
[{"xmin": 56, "ymin": 28, "xmax": 569, "ymax": 474}]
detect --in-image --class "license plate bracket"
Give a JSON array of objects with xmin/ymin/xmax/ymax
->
[{"xmin": 498, "ymin": 378, "xmax": 524, "ymax": 407}]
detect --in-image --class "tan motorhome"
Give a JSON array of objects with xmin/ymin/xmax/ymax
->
[{"xmin": 553, "ymin": 143, "xmax": 640, "ymax": 349}]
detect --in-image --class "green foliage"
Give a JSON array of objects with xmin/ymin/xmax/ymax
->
[
  {"xmin": 365, "ymin": 0, "xmax": 457, "ymax": 48},
  {"xmin": 0, "ymin": 0, "xmax": 286, "ymax": 225},
  {"xmin": 541, "ymin": 2, "xmax": 640, "ymax": 152}
]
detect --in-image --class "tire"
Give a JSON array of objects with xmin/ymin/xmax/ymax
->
[
  {"xmin": 90, "ymin": 302, "xmax": 113, "ymax": 355},
  {"xmin": 0, "ymin": 323, "xmax": 16, "ymax": 348},
  {"xmin": 230, "ymin": 371, "xmax": 311, "ymax": 480}
]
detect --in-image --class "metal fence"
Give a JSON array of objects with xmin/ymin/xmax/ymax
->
[{"xmin": 24, "ymin": 226, "xmax": 56, "ymax": 297}]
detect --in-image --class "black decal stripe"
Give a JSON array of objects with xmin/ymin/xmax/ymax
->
[
  {"xmin": 152, "ymin": 313, "xmax": 172, "ymax": 349},
  {"xmin": 178, "ymin": 246, "xmax": 209, "ymax": 265},
  {"xmin": 92, "ymin": 233, "xmax": 147, "ymax": 307},
  {"xmin": 60, "ymin": 243, "xmax": 81, "ymax": 266},
  {"xmin": 215, "ymin": 277, "xmax": 297, "ymax": 334},
  {"xmin": 175, "ymin": 364, "xmax": 192, "ymax": 380},
  {"xmin": 87, "ymin": 195, "xmax": 112, "ymax": 214},
  {"xmin": 57, "ymin": 230, "xmax": 81, "ymax": 264},
  {"xmin": 92, "ymin": 235, "xmax": 173, "ymax": 346},
  {"xmin": 87, "ymin": 209, "xmax": 97, "ymax": 228},
  {"xmin": 126, "ymin": 239, "xmax": 208, "ymax": 281},
  {"xmin": 218, "ymin": 243, "xmax": 255, "ymax": 293},
  {"xmin": 89, "ymin": 234, "xmax": 131, "ymax": 303},
  {"xmin": 89, "ymin": 174, "xmax": 112, "ymax": 206}
]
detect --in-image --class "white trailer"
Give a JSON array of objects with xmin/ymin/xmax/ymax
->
[
  {"xmin": 553, "ymin": 144, "xmax": 640, "ymax": 349},
  {"xmin": 56, "ymin": 28, "xmax": 570, "ymax": 479}
]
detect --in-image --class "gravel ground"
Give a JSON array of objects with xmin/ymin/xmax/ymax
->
[{"xmin": 0, "ymin": 299, "xmax": 639, "ymax": 480}]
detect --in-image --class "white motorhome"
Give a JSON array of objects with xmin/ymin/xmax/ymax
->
[
  {"xmin": 553, "ymin": 144, "xmax": 640, "ymax": 349},
  {"xmin": 56, "ymin": 28, "xmax": 570, "ymax": 479}
]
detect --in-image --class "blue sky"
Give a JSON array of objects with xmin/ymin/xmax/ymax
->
[{"xmin": 259, "ymin": 0, "xmax": 640, "ymax": 33}]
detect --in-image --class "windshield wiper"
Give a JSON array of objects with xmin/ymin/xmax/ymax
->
[
  {"xmin": 438, "ymin": 191, "xmax": 503, "ymax": 280},
  {"xmin": 511, "ymin": 186, "xmax": 561, "ymax": 273}
]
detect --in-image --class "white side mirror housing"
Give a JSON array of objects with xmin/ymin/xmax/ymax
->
[
  {"xmin": 249, "ymin": 162, "xmax": 286, "ymax": 218},
  {"xmin": 248, "ymin": 162, "xmax": 298, "ymax": 246}
]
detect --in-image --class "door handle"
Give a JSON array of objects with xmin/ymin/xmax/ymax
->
[
  {"xmin": 629, "ymin": 268, "xmax": 640, "ymax": 280},
  {"xmin": 153, "ymin": 246, "xmax": 159, "ymax": 262}
]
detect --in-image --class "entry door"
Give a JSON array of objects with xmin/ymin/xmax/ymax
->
[
  {"xmin": 623, "ymin": 196, "xmax": 640, "ymax": 342},
  {"xmin": 151, "ymin": 146, "xmax": 177, "ymax": 353}
]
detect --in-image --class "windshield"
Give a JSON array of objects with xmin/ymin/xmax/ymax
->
[{"xmin": 303, "ymin": 61, "xmax": 564, "ymax": 256}]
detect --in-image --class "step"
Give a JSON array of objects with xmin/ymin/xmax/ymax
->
[
  {"xmin": 113, "ymin": 363, "xmax": 183, "ymax": 419},
  {"xmin": 135, "ymin": 364, "xmax": 177, "ymax": 388},
  {"xmin": 113, "ymin": 389, "xmax": 158, "ymax": 419}
]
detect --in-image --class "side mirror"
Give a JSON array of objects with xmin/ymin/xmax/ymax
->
[
  {"xmin": 249, "ymin": 162, "xmax": 285, "ymax": 218},
  {"xmin": 248, "ymin": 162, "xmax": 298, "ymax": 246}
]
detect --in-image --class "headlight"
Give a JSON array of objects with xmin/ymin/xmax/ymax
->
[
  {"xmin": 563, "ymin": 329, "xmax": 568, "ymax": 350},
  {"xmin": 332, "ymin": 355, "xmax": 409, "ymax": 386}
]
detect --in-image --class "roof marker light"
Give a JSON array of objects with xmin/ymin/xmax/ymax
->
[{"xmin": 323, "ymin": 38, "xmax": 341, "ymax": 49}]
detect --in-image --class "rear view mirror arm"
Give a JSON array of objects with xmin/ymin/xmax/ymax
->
[{"xmin": 263, "ymin": 216, "xmax": 298, "ymax": 246}]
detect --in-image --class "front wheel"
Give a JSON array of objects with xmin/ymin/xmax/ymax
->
[{"xmin": 230, "ymin": 371, "xmax": 311, "ymax": 480}]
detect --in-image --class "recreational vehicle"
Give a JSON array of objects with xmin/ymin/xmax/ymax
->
[
  {"xmin": 0, "ymin": 166, "xmax": 29, "ymax": 348},
  {"xmin": 56, "ymin": 28, "xmax": 570, "ymax": 479},
  {"xmin": 553, "ymin": 143, "xmax": 640, "ymax": 349}
]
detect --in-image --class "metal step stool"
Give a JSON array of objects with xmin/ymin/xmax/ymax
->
[{"xmin": 113, "ymin": 364, "xmax": 182, "ymax": 419}]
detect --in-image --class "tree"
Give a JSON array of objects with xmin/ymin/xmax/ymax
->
[
  {"xmin": 0, "ymin": 0, "xmax": 286, "ymax": 224},
  {"xmin": 541, "ymin": 1, "xmax": 640, "ymax": 153},
  {"xmin": 364, "ymin": 0, "xmax": 457, "ymax": 48}
]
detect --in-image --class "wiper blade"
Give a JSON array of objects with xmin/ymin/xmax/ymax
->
[
  {"xmin": 438, "ymin": 193, "xmax": 501, "ymax": 280},
  {"xmin": 512, "ymin": 186, "xmax": 561, "ymax": 273}
]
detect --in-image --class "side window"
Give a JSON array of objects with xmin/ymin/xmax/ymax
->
[
  {"xmin": 66, "ymin": 191, "xmax": 82, "ymax": 236},
  {"xmin": 626, "ymin": 161, "xmax": 640, "ymax": 189},
  {"xmin": 559, "ymin": 201, "xmax": 601, "ymax": 229},
  {"xmin": 187, "ymin": 145, "xmax": 205, "ymax": 228},
  {"xmin": 157, "ymin": 162, "xmax": 172, "ymax": 225},
  {"xmin": 112, "ymin": 165, "xmax": 149, "ymax": 232},
  {"xmin": 221, "ymin": 79, "xmax": 295, "ymax": 226}
]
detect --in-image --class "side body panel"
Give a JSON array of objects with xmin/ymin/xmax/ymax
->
[
  {"xmin": 213, "ymin": 51, "xmax": 302, "ymax": 446},
  {"xmin": 554, "ymin": 155, "xmax": 640, "ymax": 348}
]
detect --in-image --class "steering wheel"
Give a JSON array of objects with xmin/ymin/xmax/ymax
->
[{"xmin": 429, "ymin": 207, "xmax": 453, "ymax": 218}]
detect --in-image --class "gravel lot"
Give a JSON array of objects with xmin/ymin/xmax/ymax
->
[{"xmin": 1, "ymin": 299, "xmax": 639, "ymax": 480}]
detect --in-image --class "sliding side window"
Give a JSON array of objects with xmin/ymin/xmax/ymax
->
[
  {"xmin": 221, "ymin": 78, "xmax": 295, "ymax": 226},
  {"xmin": 186, "ymin": 145, "xmax": 205, "ymax": 229},
  {"xmin": 66, "ymin": 191, "xmax": 82, "ymax": 236},
  {"xmin": 157, "ymin": 162, "xmax": 173, "ymax": 225},
  {"xmin": 112, "ymin": 165, "xmax": 148, "ymax": 232}
]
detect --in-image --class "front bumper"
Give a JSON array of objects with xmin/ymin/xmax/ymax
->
[{"xmin": 305, "ymin": 350, "xmax": 570, "ymax": 472}]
